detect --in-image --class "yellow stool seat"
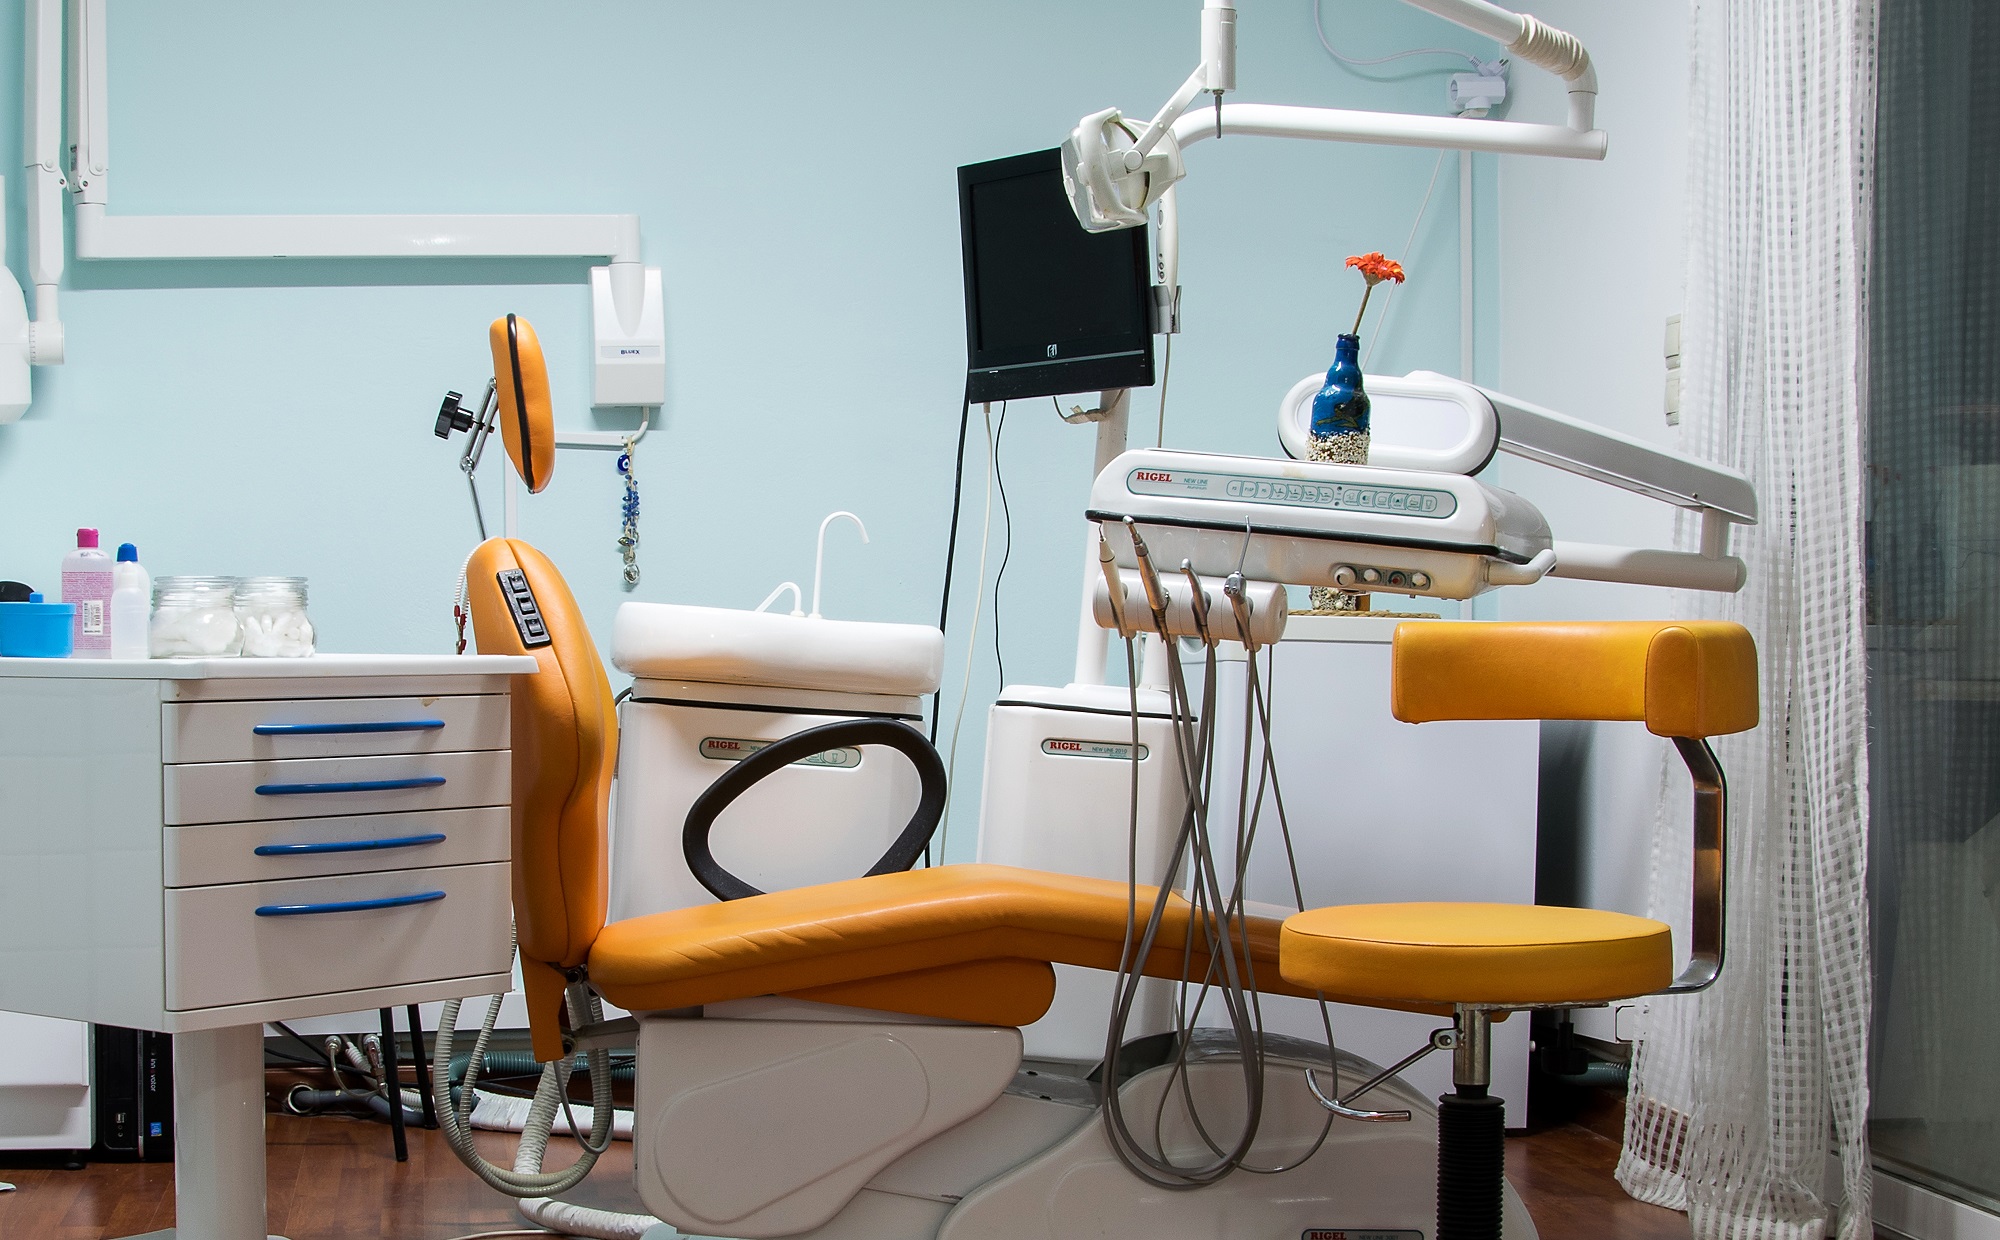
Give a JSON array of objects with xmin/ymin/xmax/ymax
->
[{"xmin": 1279, "ymin": 902, "xmax": 1674, "ymax": 1008}]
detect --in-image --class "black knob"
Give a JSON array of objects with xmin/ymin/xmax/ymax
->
[{"xmin": 434, "ymin": 391, "xmax": 474, "ymax": 439}]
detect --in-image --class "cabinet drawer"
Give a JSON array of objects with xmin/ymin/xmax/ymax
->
[
  {"xmin": 164, "ymin": 750, "xmax": 510, "ymax": 825},
  {"xmin": 164, "ymin": 807, "xmax": 511, "ymax": 887},
  {"xmin": 164, "ymin": 862, "xmax": 512, "ymax": 1012},
  {"xmin": 163, "ymin": 695, "xmax": 508, "ymax": 763}
]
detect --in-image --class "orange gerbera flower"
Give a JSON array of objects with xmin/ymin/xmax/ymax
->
[
  {"xmin": 1345, "ymin": 251, "xmax": 1409, "ymax": 334},
  {"xmin": 1346, "ymin": 251, "xmax": 1408, "ymax": 286}
]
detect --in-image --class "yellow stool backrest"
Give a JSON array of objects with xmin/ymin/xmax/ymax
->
[
  {"xmin": 1391, "ymin": 618, "xmax": 1758, "ymax": 993},
  {"xmin": 1392, "ymin": 620, "xmax": 1758, "ymax": 739},
  {"xmin": 466, "ymin": 537, "xmax": 617, "ymax": 1056}
]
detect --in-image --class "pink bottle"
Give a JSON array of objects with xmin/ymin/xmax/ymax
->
[{"xmin": 61, "ymin": 528, "xmax": 115, "ymax": 658}]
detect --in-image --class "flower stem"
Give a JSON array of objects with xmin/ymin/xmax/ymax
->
[{"xmin": 1351, "ymin": 283, "xmax": 1374, "ymax": 336}]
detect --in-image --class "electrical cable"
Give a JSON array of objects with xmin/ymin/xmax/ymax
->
[
  {"xmin": 937, "ymin": 402, "xmax": 999, "ymax": 863},
  {"xmin": 921, "ymin": 385, "xmax": 975, "ymax": 865},
  {"xmin": 1363, "ymin": 147, "xmax": 1449, "ymax": 371},
  {"xmin": 1313, "ymin": 0, "xmax": 1480, "ymax": 68},
  {"xmin": 1156, "ymin": 334, "xmax": 1174, "ymax": 447},
  {"xmin": 992, "ymin": 403, "xmax": 1012, "ymax": 691},
  {"xmin": 928, "ymin": 383, "xmax": 975, "ymax": 749}
]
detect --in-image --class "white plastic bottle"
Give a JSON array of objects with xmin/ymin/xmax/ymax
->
[
  {"xmin": 109, "ymin": 543, "xmax": 152, "ymax": 659},
  {"xmin": 60, "ymin": 528, "xmax": 114, "ymax": 658}
]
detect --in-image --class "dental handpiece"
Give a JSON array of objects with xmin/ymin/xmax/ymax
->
[
  {"xmin": 1124, "ymin": 518, "xmax": 1174, "ymax": 637},
  {"xmin": 1098, "ymin": 532, "xmax": 1132, "ymax": 636},
  {"xmin": 1223, "ymin": 570, "xmax": 1257, "ymax": 653},
  {"xmin": 1180, "ymin": 560, "xmax": 1213, "ymax": 645}
]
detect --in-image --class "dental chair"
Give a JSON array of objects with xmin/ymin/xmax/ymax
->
[{"xmin": 463, "ymin": 536, "xmax": 1755, "ymax": 1240}]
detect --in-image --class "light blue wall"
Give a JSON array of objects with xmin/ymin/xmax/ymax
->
[{"xmin": 0, "ymin": 1, "xmax": 1503, "ymax": 850}]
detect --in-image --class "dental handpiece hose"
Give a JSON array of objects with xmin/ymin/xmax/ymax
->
[{"xmin": 1105, "ymin": 521, "xmax": 1271, "ymax": 1188}]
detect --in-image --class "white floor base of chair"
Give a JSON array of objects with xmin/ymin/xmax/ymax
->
[{"xmin": 113, "ymin": 1024, "xmax": 290, "ymax": 1240}]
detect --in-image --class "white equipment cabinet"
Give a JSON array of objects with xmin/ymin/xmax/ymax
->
[
  {"xmin": 1188, "ymin": 615, "xmax": 1540, "ymax": 1118},
  {"xmin": 0, "ymin": 1012, "xmax": 90, "ymax": 1151},
  {"xmin": 975, "ymin": 681, "xmax": 1188, "ymax": 1063},
  {"xmin": 0, "ymin": 653, "xmax": 533, "ymax": 1240}
]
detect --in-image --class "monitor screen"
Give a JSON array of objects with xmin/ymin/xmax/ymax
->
[{"xmin": 958, "ymin": 148, "xmax": 1155, "ymax": 402}]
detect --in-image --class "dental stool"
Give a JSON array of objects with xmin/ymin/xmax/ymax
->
[{"xmin": 1279, "ymin": 619, "xmax": 1758, "ymax": 1240}]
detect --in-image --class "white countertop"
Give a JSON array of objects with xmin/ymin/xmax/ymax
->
[{"xmin": 0, "ymin": 653, "xmax": 539, "ymax": 679}]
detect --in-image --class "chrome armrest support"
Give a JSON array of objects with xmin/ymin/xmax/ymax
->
[{"xmin": 1665, "ymin": 736, "xmax": 1726, "ymax": 993}]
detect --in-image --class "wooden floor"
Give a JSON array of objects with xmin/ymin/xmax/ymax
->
[{"xmin": 0, "ymin": 1110, "xmax": 1695, "ymax": 1240}]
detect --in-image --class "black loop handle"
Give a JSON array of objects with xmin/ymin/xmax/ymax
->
[{"xmin": 682, "ymin": 718, "xmax": 947, "ymax": 902}]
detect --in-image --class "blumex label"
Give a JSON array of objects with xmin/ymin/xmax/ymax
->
[{"xmin": 699, "ymin": 737, "xmax": 862, "ymax": 768}]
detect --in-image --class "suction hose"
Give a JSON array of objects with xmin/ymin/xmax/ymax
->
[
  {"xmin": 430, "ymin": 964, "xmax": 615, "ymax": 1197},
  {"xmin": 513, "ymin": 1125, "xmax": 657, "ymax": 1239}
]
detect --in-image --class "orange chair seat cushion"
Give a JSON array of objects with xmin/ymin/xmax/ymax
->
[
  {"xmin": 1279, "ymin": 902, "xmax": 1674, "ymax": 1008},
  {"xmin": 583, "ymin": 863, "xmax": 1432, "ymax": 1019}
]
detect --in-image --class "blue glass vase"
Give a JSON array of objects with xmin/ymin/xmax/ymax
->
[{"xmin": 1309, "ymin": 332, "xmax": 1370, "ymax": 441}]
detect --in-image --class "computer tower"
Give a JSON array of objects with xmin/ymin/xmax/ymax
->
[{"xmin": 90, "ymin": 1026, "xmax": 174, "ymax": 1162}]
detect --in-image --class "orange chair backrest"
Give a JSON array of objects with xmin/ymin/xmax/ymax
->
[{"xmin": 465, "ymin": 537, "xmax": 616, "ymax": 971}]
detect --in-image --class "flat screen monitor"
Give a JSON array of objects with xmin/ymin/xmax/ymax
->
[{"xmin": 958, "ymin": 148, "xmax": 1156, "ymax": 403}]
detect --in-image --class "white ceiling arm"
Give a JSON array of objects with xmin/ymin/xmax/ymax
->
[
  {"xmin": 1063, "ymin": 1, "xmax": 1605, "ymax": 233},
  {"xmin": 66, "ymin": 0, "xmax": 107, "ymax": 207},
  {"xmin": 1396, "ymin": 0, "xmax": 1599, "ymax": 129},
  {"xmin": 1168, "ymin": 101, "xmax": 1604, "ymax": 159}
]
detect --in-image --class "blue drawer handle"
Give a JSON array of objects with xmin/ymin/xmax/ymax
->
[
  {"xmin": 254, "ymin": 776, "xmax": 447, "ymax": 796},
  {"xmin": 255, "ymin": 890, "xmax": 447, "ymax": 917},
  {"xmin": 252, "ymin": 719, "xmax": 446, "ymax": 736},
  {"xmin": 255, "ymin": 832, "xmax": 448, "ymax": 857}
]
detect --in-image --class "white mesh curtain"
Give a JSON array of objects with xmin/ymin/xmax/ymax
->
[{"xmin": 1615, "ymin": 1, "xmax": 1878, "ymax": 1237}]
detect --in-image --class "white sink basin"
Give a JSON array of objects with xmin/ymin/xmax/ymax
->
[{"xmin": 611, "ymin": 603, "xmax": 944, "ymax": 698}]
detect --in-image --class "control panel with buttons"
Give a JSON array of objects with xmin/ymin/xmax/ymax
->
[
  {"xmin": 497, "ymin": 569, "xmax": 553, "ymax": 648},
  {"xmin": 1330, "ymin": 564, "xmax": 1433, "ymax": 593}
]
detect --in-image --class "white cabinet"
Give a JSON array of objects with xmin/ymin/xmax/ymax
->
[
  {"xmin": 0, "ymin": 653, "xmax": 534, "ymax": 1240},
  {"xmin": 0, "ymin": 655, "xmax": 528, "ymax": 1033},
  {"xmin": 1187, "ymin": 616, "xmax": 1541, "ymax": 1118}
]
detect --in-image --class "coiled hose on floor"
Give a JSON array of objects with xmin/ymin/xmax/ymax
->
[
  {"xmin": 429, "ymin": 942, "xmax": 662, "ymax": 1239},
  {"xmin": 430, "ymin": 972, "xmax": 614, "ymax": 1197}
]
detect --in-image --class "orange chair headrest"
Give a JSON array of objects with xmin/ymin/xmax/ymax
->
[{"xmin": 490, "ymin": 315, "xmax": 556, "ymax": 494}]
